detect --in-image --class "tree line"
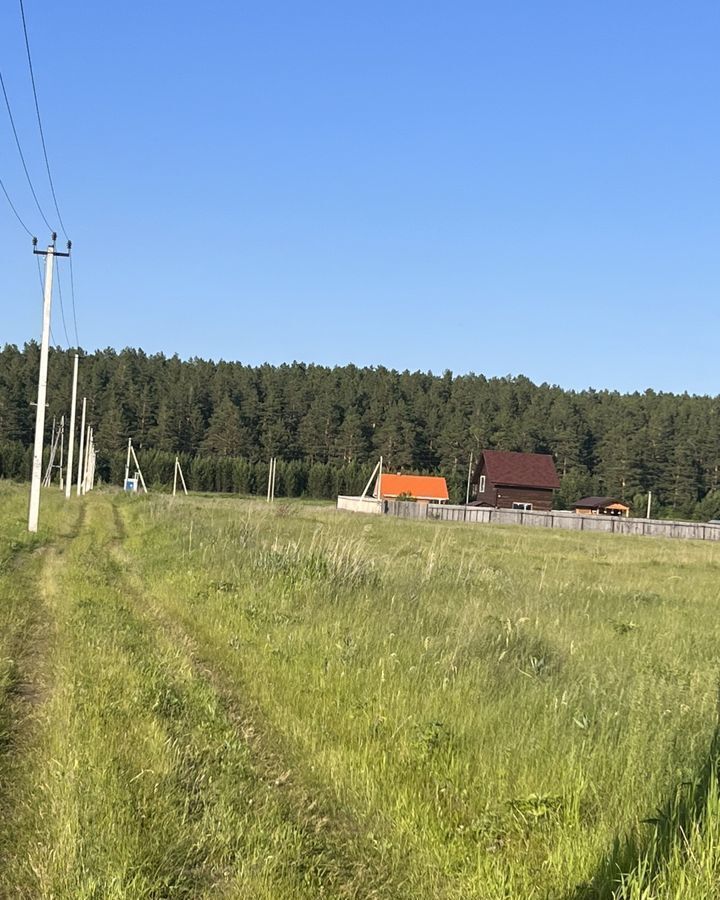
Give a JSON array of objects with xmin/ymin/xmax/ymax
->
[{"xmin": 1, "ymin": 343, "xmax": 719, "ymax": 519}]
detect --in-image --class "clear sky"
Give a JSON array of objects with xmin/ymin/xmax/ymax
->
[{"xmin": 1, "ymin": 2, "xmax": 719, "ymax": 394}]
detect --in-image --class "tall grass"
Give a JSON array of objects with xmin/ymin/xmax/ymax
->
[
  {"xmin": 118, "ymin": 494, "xmax": 720, "ymax": 897},
  {"xmin": 2, "ymin": 486, "xmax": 720, "ymax": 897},
  {"xmin": 0, "ymin": 493, "xmax": 399, "ymax": 898}
]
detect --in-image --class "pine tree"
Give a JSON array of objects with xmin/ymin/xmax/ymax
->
[{"xmin": 202, "ymin": 397, "xmax": 246, "ymax": 457}]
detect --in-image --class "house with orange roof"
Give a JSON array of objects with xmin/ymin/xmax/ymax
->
[{"xmin": 374, "ymin": 473, "xmax": 449, "ymax": 504}]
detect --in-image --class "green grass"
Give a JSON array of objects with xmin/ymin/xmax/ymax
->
[{"xmin": 2, "ymin": 483, "xmax": 720, "ymax": 897}]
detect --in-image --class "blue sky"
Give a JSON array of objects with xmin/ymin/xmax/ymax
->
[{"xmin": 1, "ymin": 1, "xmax": 719, "ymax": 394}]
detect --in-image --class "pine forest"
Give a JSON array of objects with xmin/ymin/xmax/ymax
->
[{"xmin": 1, "ymin": 342, "xmax": 719, "ymax": 520}]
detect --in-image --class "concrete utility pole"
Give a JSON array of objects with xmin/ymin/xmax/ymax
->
[
  {"xmin": 28, "ymin": 235, "xmax": 70, "ymax": 532},
  {"xmin": 124, "ymin": 438, "xmax": 132, "ymax": 488},
  {"xmin": 646, "ymin": 490, "xmax": 653, "ymax": 519},
  {"xmin": 82, "ymin": 425, "xmax": 92, "ymax": 493},
  {"xmin": 58, "ymin": 414, "xmax": 65, "ymax": 490},
  {"xmin": 266, "ymin": 456, "xmax": 277, "ymax": 503},
  {"xmin": 65, "ymin": 353, "xmax": 79, "ymax": 498},
  {"xmin": 42, "ymin": 416, "xmax": 65, "ymax": 487},
  {"xmin": 76, "ymin": 397, "xmax": 86, "ymax": 497},
  {"xmin": 42, "ymin": 417, "xmax": 57, "ymax": 487},
  {"xmin": 129, "ymin": 441, "xmax": 147, "ymax": 493},
  {"xmin": 173, "ymin": 456, "xmax": 188, "ymax": 496},
  {"xmin": 361, "ymin": 456, "xmax": 382, "ymax": 499}
]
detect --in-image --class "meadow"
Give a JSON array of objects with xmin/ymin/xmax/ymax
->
[{"xmin": 1, "ymin": 482, "xmax": 720, "ymax": 898}]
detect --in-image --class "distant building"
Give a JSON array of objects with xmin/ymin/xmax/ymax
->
[
  {"xmin": 375, "ymin": 473, "xmax": 449, "ymax": 504},
  {"xmin": 470, "ymin": 450, "xmax": 560, "ymax": 511},
  {"xmin": 572, "ymin": 497, "xmax": 630, "ymax": 517}
]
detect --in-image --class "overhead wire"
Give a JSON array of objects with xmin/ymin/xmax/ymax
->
[
  {"xmin": 0, "ymin": 173, "xmax": 34, "ymax": 236},
  {"xmin": 35, "ymin": 251, "xmax": 43, "ymax": 291},
  {"xmin": 54, "ymin": 253, "xmax": 70, "ymax": 347},
  {"xmin": 68, "ymin": 253, "xmax": 79, "ymax": 347},
  {"xmin": 16, "ymin": 0, "xmax": 79, "ymax": 350},
  {"xmin": 18, "ymin": 0, "xmax": 68, "ymax": 240},
  {"xmin": 35, "ymin": 252, "xmax": 59, "ymax": 348},
  {"xmin": 0, "ymin": 69, "xmax": 53, "ymax": 233}
]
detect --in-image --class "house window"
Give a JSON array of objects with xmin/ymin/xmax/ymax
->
[
  {"xmin": 478, "ymin": 475, "xmax": 486, "ymax": 493},
  {"xmin": 512, "ymin": 502, "xmax": 533, "ymax": 511}
]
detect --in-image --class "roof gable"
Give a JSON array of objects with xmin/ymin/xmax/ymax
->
[
  {"xmin": 481, "ymin": 450, "xmax": 560, "ymax": 490},
  {"xmin": 378, "ymin": 474, "xmax": 449, "ymax": 501}
]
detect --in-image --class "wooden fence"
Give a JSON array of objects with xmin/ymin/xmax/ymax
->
[{"xmin": 379, "ymin": 500, "xmax": 720, "ymax": 542}]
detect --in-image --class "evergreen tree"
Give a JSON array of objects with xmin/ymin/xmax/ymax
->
[
  {"xmin": 2, "ymin": 342, "xmax": 720, "ymax": 517},
  {"xmin": 202, "ymin": 397, "xmax": 246, "ymax": 456}
]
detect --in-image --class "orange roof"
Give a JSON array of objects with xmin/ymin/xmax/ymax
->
[{"xmin": 377, "ymin": 473, "xmax": 449, "ymax": 501}]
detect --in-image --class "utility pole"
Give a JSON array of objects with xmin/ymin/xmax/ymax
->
[
  {"xmin": 58, "ymin": 414, "xmax": 65, "ymax": 490},
  {"xmin": 28, "ymin": 234, "xmax": 71, "ymax": 532},
  {"xmin": 361, "ymin": 456, "xmax": 382, "ymax": 499},
  {"xmin": 82, "ymin": 425, "xmax": 92, "ymax": 493},
  {"xmin": 177, "ymin": 458, "xmax": 188, "ymax": 495},
  {"xmin": 65, "ymin": 353, "xmax": 79, "ymax": 498},
  {"xmin": 48, "ymin": 417, "xmax": 56, "ymax": 480},
  {"xmin": 85, "ymin": 429, "xmax": 96, "ymax": 493},
  {"xmin": 124, "ymin": 438, "xmax": 132, "ymax": 488},
  {"xmin": 266, "ymin": 456, "xmax": 274, "ymax": 502},
  {"xmin": 88, "ymin": 437, "xmax": 95, "ymax": 491},
  {"xmin": 128, "ymin": 440, "xmax": 147, "ymax": 493},
  {"xmin": 173, "ymin": 456, "xmax": 188, "ymax": 496},
  {"xmin": 42, "ymin": 417, "xmax": 57, "ymax": 487},
  {"xmin": 42, "ymin": 415, "xmax": 64, "ymax": 488},
  {"xmin": 76, "ymin": 397, "xmax": 86, "ymax": 497},
  {"xmin": 646, "ymin": 490, "xmax": 652, "ymax": 519},
  {"xmin": 463, "ymin": 451, "xmax": 474, "ymax": 521}
]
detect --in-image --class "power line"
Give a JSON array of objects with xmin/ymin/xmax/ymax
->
[
  {"xmin": 35, "ymin": 252, "xmax": 58, "ymax": 348},
  {"xmin": 0, "ymin": 69, "xmax": 53, "ymax": 233},
  {"xmin": 35, "ymin": 252, "xmax": 44, "ymax": 291},
  {"xmin": 68, "ymin": 253, "xmax": 79, "ymax": 347},
  {"xmin": 18, "ymin": 0, "xmax": 69, "ymax": 240},
  {"xmin": 17, "ymin": 0, "xmax": 78, "ymax": 349},
  {"xmin": 0, "ymin": 173, "xmax": 34, "ymax": 237},
  {"xmin": 54, "ymin": 253, "xmax": 70, "ymax": 347}
]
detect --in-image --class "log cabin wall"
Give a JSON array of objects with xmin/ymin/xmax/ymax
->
[
  {"xmin": 474, "ymin": 479, "xmax": 497, "ymax": 506},
  {"xmin": 495, "ymin": 485, "xmax": 554, "ymax": 511}
]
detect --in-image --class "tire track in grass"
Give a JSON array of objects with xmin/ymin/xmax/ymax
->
[
  {"xmin": 0, "ymin": 499, "xmax": 86, "ymax": 894},
  {"xmin": 4, "ymin": 495, "xmax": 348, "ymax": 899},
  {"xmin": 0, "ymin": 503, "xmax": 85, "ymax": 780},
  {"xmin": 110, "ymin": 501, "xmax": 411, "ymax": 900}
]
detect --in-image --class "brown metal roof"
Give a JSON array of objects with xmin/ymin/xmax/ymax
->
[
  {"xmin": 482, "ymin": 450, "xmax": 560, "ymax": 489},
  {"xmin": 573, "ymin": 496, "xmax": 629, "ymax": 509}
]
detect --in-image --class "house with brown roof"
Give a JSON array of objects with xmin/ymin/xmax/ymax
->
[
  {"xmin": 470, "ymin": 450, "xmax": 560, "ymax": 511},
  {"xmin": 375, "ymin": 473, "xmax": 449, "ymax": 504}
]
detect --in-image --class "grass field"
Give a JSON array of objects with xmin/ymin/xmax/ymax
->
[{"xmin": 1, "ymin": 483, "xmax": 720, "ymax": 898}]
